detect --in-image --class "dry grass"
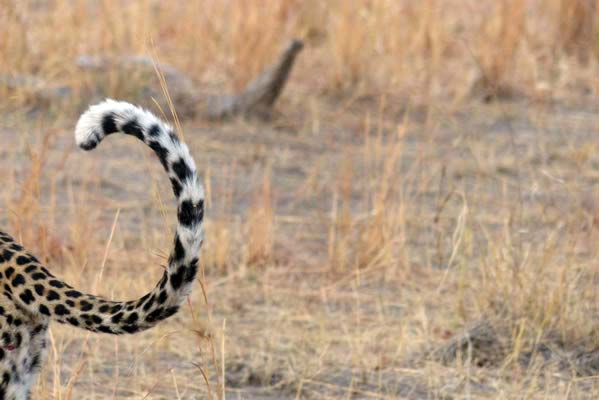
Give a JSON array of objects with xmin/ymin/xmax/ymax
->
[
  {"xmin": 3, "ymin": 0, "xmax": 599, "ymax": 399},
  {"xmin": 2, "ymin": 0, "xmax": 599, "ymax": 109}
]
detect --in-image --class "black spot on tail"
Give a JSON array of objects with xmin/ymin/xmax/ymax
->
[
  {"xmin": 102, "ymin": 113, "xmax": 118, "ymax": 134},
  {"xmin": 31, "ymin": 272, "xmax": 46, "ymax": 281},
  {"xmin": 149, "ymin": 141, "xmax": 169, "ymax": 170},
  {"xmin": 172, "ymin": 158, "xmax": 193, "ymax": 182},
  {"xmin": 80, "ymin": 139, "xmax": 98, "ymax": 151},
  {"xmin": 170, "ymin": 178, "xmax": 182, "ymax": 198},
  {"xmin": 19, "ymin": 289, "xmax": 34, "ymax": 305},
  {"xmin": 185, "ymin": 258, "xmax": 199, "ymax": 283},
  {"xmin": 2, "ymin": 250, "xmax": 13, "ymax": 262},
  {"xmin": 111, "ymin": 312, "xmax": 124, "ymax": 324},
  {"xmin": 122, "ymin": 324, "xmax": 139, "ymax": 333},
  {"xmin": 163, "ymin": 306, "xmax": 179, "ymax": 319},
  {"xmin": 110, "ymin": 312, "xmax": 123, "ymax": 324},
  {"xmin": 142, "ymin": 294, "xmax": 155, "ymax": 311},
  {"xmin": 46, "ymin": 290, "xmax": 59, "ymax": 301},
  {"xmin": 54, "ymin": 304, "xmax": 70, "ymax": 316},
  {"xmin": 122, "ymin": 118, "xmax": 144, "ymax": 140},
  {"xmin": 80, "ymin": 300, "xmax": 93, "ymax": 311},
  {"xmin": 159, "ymin": 274, "xmax": 168, "ymax": 289},
  {"xmin": 158, "ymin": 290, "xmax": 168, "ymax": 304},
  {"xmin": 65, "ymin": 290, "xmax": 82, "ymax": 298},
  {"xmin": 34, "ymin": 284, "xmax": 44, "ymax": 296},
  {"xmin": 173, "ymin": 235, "xmax": 185, "ymax": 262},
  {"xmin": 147, "ymin": 306, "xmax": 178, "ymax": 323},
  {"xmin": 15, "ymin": 256, "xmax": 29, "ymax": 265},
  {"xmin": 178, "ymin": 199, "xmax": 204, "ymax": 226},
  {"xmin": 97, "ymin": 325, "xmax": 113, "ymax": 334},
  {"xmin": 81, "ymin": 131, "xmax": 104, "ymax": 151},
  {"xmin": 126, "ymin": 312, "xmax": 139, "ymax": 324},
  {"xmin": 12, "ymin": 274, "xmax": 25, "ymax": 287},
  {"xmin": 170, "ymin": 264, "xmax": 186, "ymax": 290},
  {"xmin": 110, "ymin": 304, "xmax": 122, "ymax": 314},
  {"xmin": 49, "ymin": 280, "xmax": 65, "ymax": 288},
  {"xmin": 148, "ymin": 124, "xmax": 161, "ymax": 137}
]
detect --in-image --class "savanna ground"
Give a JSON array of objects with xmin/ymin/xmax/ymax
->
[{"xmin": 3, "ymin": 1, "xmax": 599, "ymax": 399}]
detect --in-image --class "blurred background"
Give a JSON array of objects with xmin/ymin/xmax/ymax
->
[
  {"xmin": 2, "ymin": 0, "xmax": 599, "ymax": 110},
  {"xmin": 2, "ymin": 1, "xmax": 599, "ymax": 399}
]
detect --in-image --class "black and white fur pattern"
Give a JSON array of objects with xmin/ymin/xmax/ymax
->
[
  {"xmin": 0, "ymin": 99, "xmax": 204, "ymax": 399},
  {"xmin": 73, "ymin": 99, "xmax": 205, "ymax": 331}
]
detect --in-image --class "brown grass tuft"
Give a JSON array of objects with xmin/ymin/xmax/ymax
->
[
  {"xmin": 245, "ymin": 170, "xmax": 275, "ymax": 267},
  {"xmin": 553, "ymin": 0, "xmax": 599, "ymax": 60}
]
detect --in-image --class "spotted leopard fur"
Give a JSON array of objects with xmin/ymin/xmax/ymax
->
[{"xmin": 0, "ymin": 100, "xmax": 205, "ymax": 399}]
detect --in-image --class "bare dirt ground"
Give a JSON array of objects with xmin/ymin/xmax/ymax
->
[{"xmin": 3, "ymin": 93, "xmax": 599, "ymax": 399}]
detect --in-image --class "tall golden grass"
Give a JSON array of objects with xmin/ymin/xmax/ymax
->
[
  {"xmin": 1, "ymin": 0, "xmax": 599, "ymax": 109},
  {"xmin": 2, "ymin": 0, "xmax": 599, "ymax": 399}
]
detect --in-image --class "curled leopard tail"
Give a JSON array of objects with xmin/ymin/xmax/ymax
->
[{"xmin": 12, "ymin": 99, "xmax": 204, "ymax": 334}]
